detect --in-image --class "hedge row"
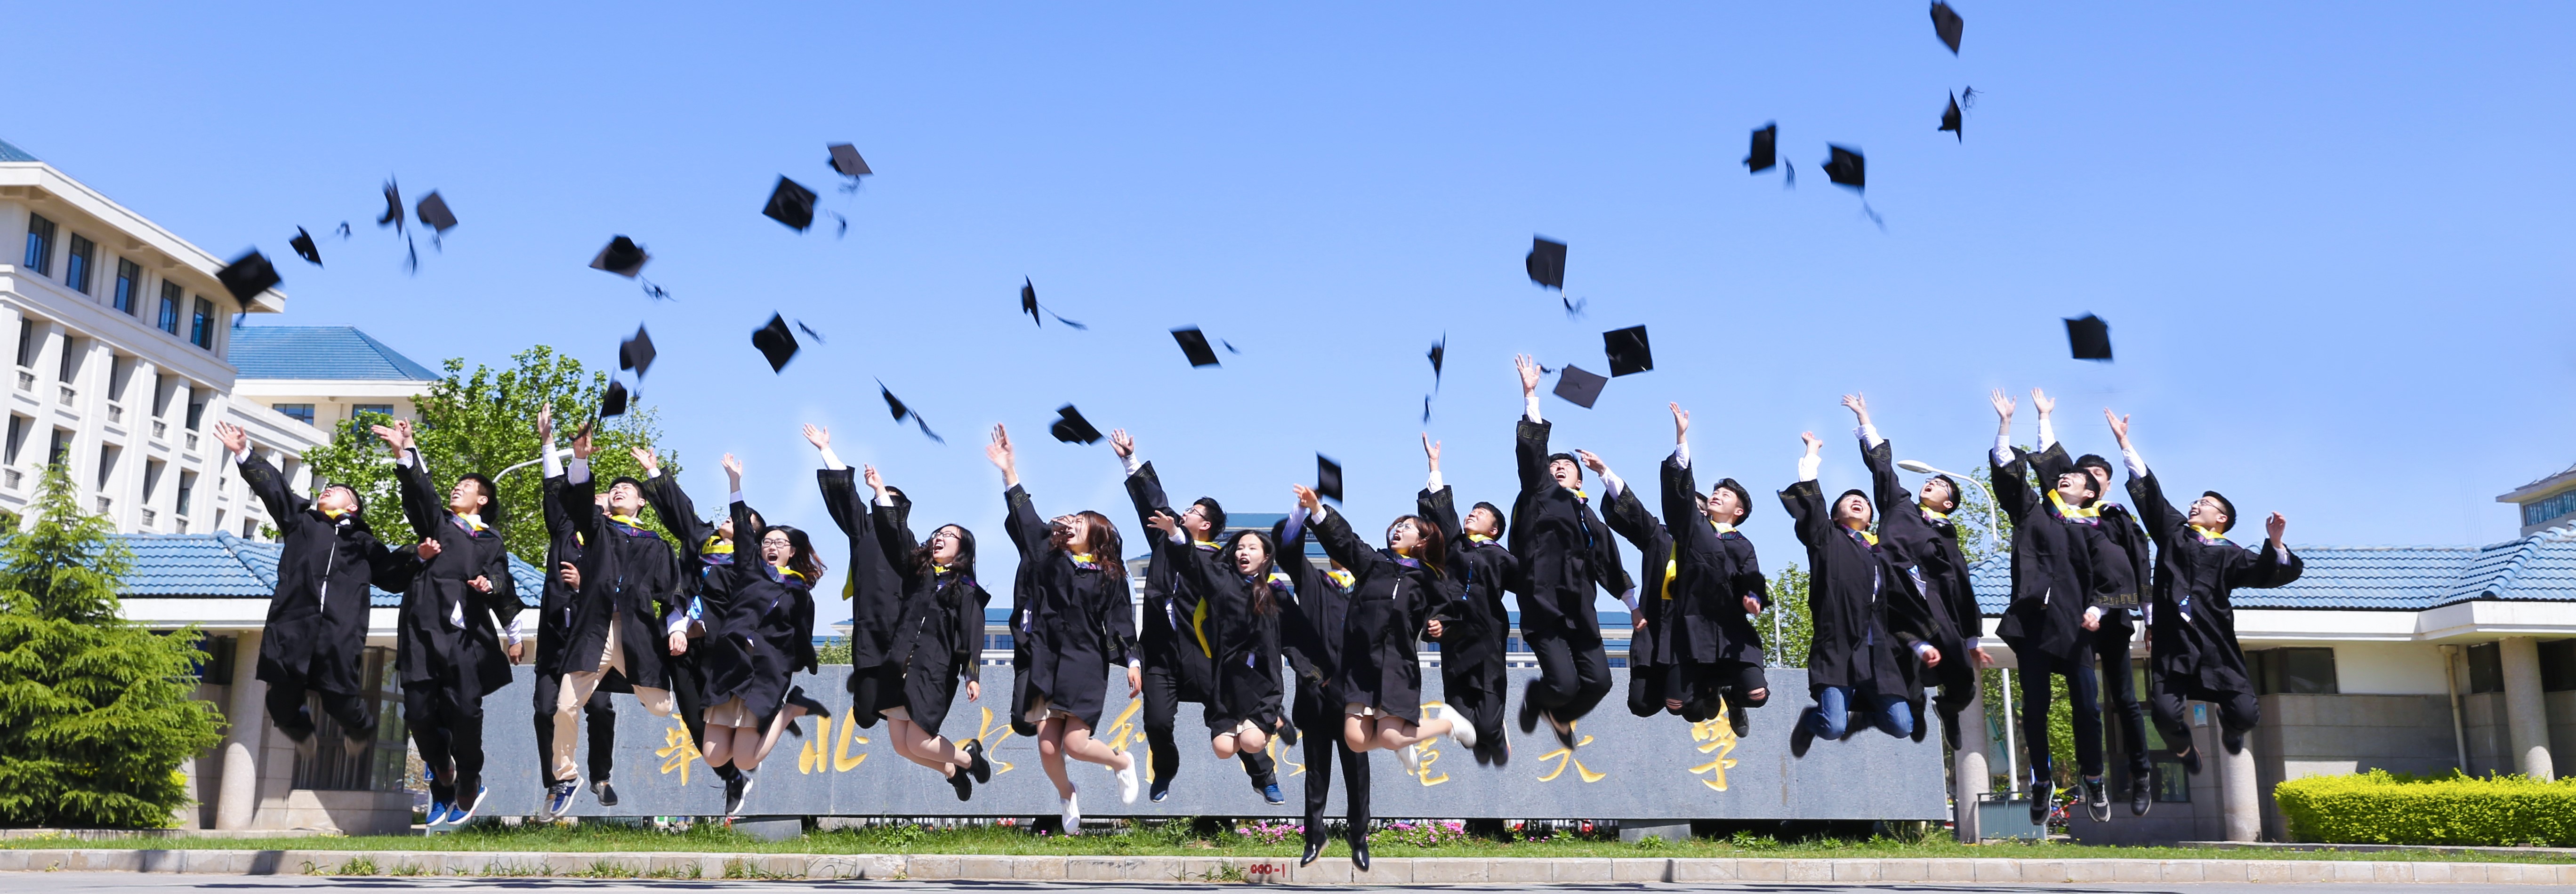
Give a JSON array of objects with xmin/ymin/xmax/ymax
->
[{"xmin": 2274, "ymin": 769, "xmax": 2576, "ymax": 846}]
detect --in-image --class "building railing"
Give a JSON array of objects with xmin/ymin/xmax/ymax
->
[
  {"xmin": 2, "ymin": 469, "xmax": 17, "ymax": 491},
  {"xmin": 57, "ymin": 385, "xmax": 75, "ymax": 406},
  {"xmin": 106, "ymin": 403, "xmax": 122, "ymax": 423},
  {"xmin": 185, "ymin": 432, "xmax": 198, "ymax": 451},
  {"xmin": 152, "ymin": 420, "xmax": 166, "ymax": 439},
  {"xmin": 15, "ymin": 371, "xmax": 31, "ymax": 392},
  {"xmin": 96, "ymin": 496, "xmax": 111, "ymax": 514},
  {"xmin": 141, "ymin": 507, "xmax": 157, "ymax": 527}
]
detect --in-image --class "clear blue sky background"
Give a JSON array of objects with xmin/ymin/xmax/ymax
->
[{"xmin": 10, "ymin": 3, "xmax": 2572, "ymax": 631}]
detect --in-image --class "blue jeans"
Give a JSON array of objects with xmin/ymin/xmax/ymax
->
[{"xmin": 1807, "ymin": 686, "xmax": 1914, "ymax": 740}]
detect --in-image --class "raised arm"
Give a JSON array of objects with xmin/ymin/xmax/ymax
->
[
  {"xmin": 1295, "ymin": 484, "xmax": 1376, "ymax": 574},
  {"xmin": 1513, "ymin": 354, "xmax": 1553, "ymax": 495},
  {"xmin": 561, "ymin": 424, "xmax": 603, "ymax": 535},
  {"xmin": 1986, "ymin": 390, "xmax": 2034, "ymax": 522},
  {"xmin": 1113, "ymin": 429, "xmax": 1183, "ymax": 538},
  {"xmin": 719, "ymin": 454, "xmax": 764, "ymax": 592},
  {"xmin": 1779, "ymin": 431, "xmax": 1833, "ymax": 548},
  {"xmin": 865, "ymin": 466, "xmax": 920, "ymax": 574},
  {"xmin": 2109, "ymin": 412, "xmax": 2185, "ymax": 540},
  {"xmin": 631, "ymin": 446, "xmax": 704, "ymax": 557},
  {"xmin": 378, "ymin": 421, "xmax": 441, "ymax": 540},
  {"xmin": 807, "ymin": 424, "xmax": 870, "ymax": 538},
  {"xmin": 1845, "ymin": 394, "xmax": 1910, "ymax": 519},
  {"xmin": 218, "ymin": 423, "xmax": 302, "ymax": 529},
  {"xmin": 2242, "ymin": 513, "xmax": 2304, "ymax": 588},
  {"xmin": 990, "ymin": 424, "xmax": 1050, "ymax": 561},
  {"xmin": 1417, "ymin": 434, "xmax": 1467, "ymax": 543}
]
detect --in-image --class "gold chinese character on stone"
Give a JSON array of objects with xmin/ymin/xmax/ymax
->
[{"xmin": 1688, "ymin": 698, "xmax": 1739, "ymax": 792}]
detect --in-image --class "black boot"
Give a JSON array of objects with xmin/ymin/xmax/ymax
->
[
  {"xmin": 964, "ymin": 739, "xmax": 993, "ymax": 783},
  {"xmin": 949, "ymin": 767, "xmax": 974, "ymax": 802}
]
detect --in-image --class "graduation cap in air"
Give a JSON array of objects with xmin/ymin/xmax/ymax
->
[
  {"xmin": 764, "ymin": 177, "xmax": 818, "ymax": 231},
  {"xmin": 619, "ymin": 325, "xmax": 656, "ymax": 378},
  {"xmin": 1823, "ymin": 145, "xmax": 1866, "ymax": 190},
  {"xmin": 289, "ymin": 227, "xmax": 322, "ymax": 266},
  {"xmin": 1603, "ymin": 325, "xmax": 1653, "ymax": 377},
  {"xmin": 1427, "ymin": 334, "xmax": 1446, "ymax": 385},
  {"xmin": 1930, "ymin": 2, "xmax": 1964, "ymax": 55},
  {"xmin": 1171, "ymin": 327, "xmax": 1221, "ymax": 368},
  {"xmin": 216, "ymin": 250, "xmax": 280, "ymax": 302},
  {"xmin": 590, "ymin": 236, "xmax": 649, "ymax": 277},
  {"xmin": 751, "ymin": 313, "xmax": 799, "ymax": 372},
  {"xmin": 2065, "ymin": 314, "xmax": 2113, "ymax": 361},
  {"xmin": 1746, "ymin": 123, "xmax": 1779, "ymax": 173},
  {"xmin": 1526, "ymin": 236, "xmax": 1567, "ymax": 290},
  {"xmin": 1316, "ymin": 454, "xmax": 1344, "ymax": 503},
  {"xmin": 377, "ymin": 180, "xmax": 404, "ymax": 231},
  {"xmin": 1940, "ymin": 93, "xmax": 1964, "ymax": 141},
  {"xmin": 1018, "ymin": 278, "xmax": 1085, "ymax": 328},
  {"xmin": 601, "ymin": 380, "xmax": 631, "ymax": 418},
  {"xmin": 1553, "ymin": 364, "xmax": 1609, "ymax": 409},
  {"xmin": 878, "ymin": 381, "xmax": 943, "ymax": 443},
  {"xmin": 415, "ymin": 192, "xmax": 457, "ymax": 235},
  {"xmin": 1049, "ymin": 405, "xmax": 1103, "ymax": 445},
  {"xmin": 827, "ymin": 143, "xmax": 872, "ymax": 178}
]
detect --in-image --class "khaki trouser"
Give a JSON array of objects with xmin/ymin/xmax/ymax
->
[{"xmin": 554, "ymin": 613, "xmax": 673, "ymax": 781}]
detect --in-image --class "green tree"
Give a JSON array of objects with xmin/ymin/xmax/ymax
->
[
  {"xmin": 0, "ymin": 463, "xmax": 225, "ymax": 828},
  {"xmin": 1762, "ymin": 563, "xmax": 1812, "ymax": 668},
  {"xmin": 302, "ymin": 346, "xmax": 674, "ymax": 566}
]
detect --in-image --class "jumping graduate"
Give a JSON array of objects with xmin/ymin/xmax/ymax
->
[
  {"xmin": 1987, "ymin": 390, "xmax": 2137, "ymax": 823},
  {"xmin": 1577, "ymin": 446, "xmax": 1674, "ymax": 721},
  {"xmin": 2106, "ymin": 410, "xmax": 2302, "ymax": 776},
  {"xmin": 1507, "ymin": 354, "xmax": 1634, "ymax": 747},
  {"xmin": 1417, "ymin": 433, "xmax": 1515, "ymax": 765},
  {"xmin": 1275, "ymin": 513, "xmax": 1371, "ymax": 868},
  {"xmin": 988, "ymin": 423, "xmax": 1142, "ymax": 830},
  {"xmin": 807, "ymin": 425, "xmax": 907, "ymax": 733},
  {"xmin": 1844, "ymin": 395, "xmax": 1990, "ymax": 749},
  {"xmin": 217, "ymin": 422, "xmax": 422, "ymax": 757},
  {"xmin": 376, "ymin": 420, "xmax": 523, "ymax": 827},
  {"xmin": 527, "ymin": 408, "xmax": 626, "ymax": 816},
  {"xmin": 1109, "ymin": 429, "xmax": 1278, "ymax": 801},
  {"xmin": 546, "ymin": 417, "xmax": 688, "ymax": 818},
  {"xmin": 630, "ymin": 447, "xmax": 721, "ymax": 754},
  {"xmin": 857, "ymin": 461, "xmax": 997, "ymax": 801},
  {"xmin": 1652, "ymin": 404, "xmax": 1772, "ymax": 733},
  {"xmin": 2028, "ymin": 393, "xmax": 2160, "ymax": 817},
  {"xmin": 1292, "ymin": 479, "xmax": 1472, "ymax": 793},
  {"xmin": 698, "ymin": 453, "xmax": 828, "ymax": 817},
  {"xmin": 1782, "ymin": 431, "xmax": 1931, "ymax": 754},
  {"xmin": 1159, "ymin": 511, "xmax": 1290, "ymax": 806}
]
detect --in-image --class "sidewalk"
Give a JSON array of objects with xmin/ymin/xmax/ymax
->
[{"xmin": 3, "ymin": 849, "xmax": 2571, "ymax": 885}]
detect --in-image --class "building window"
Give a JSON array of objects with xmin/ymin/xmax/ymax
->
[
  {"xmin": 2523, "ymin": 490, "xmax": 2576, "ymax": 528},
  {"xmin": 185, "ymin": 398, "xmax": 205, "ymax": 431},
  {"xmin": 22, "ymin": 214, "xmax": 54, "ymax": 276},
  {"xmin": 2249, "ymin": 647, "xmax": 2339, "ymax": 694},
  {"xmin": 190, "ymin": 298, "xmax": 215, "ymax": 350},
  {"xmin": 96, "ymin": 445, "xmax": 117, "ymax": 490},
  {"xmin": 158, "ymin": 282, "xmax": 182, "ymax": 334},
  {"xmin": 2539, "ymin": 639, "xmax": 2575, "ymax": 693},
  {"xmin": 113, "ymin": 259, "xmax": 142, "ymax": 314},
  {"xmin": 14, "ymin": 319, "xmax": 34, "ymax": 368},
  {"xmin": 64, "ymin": 234, "xmax": 95, "ymax": 295},
  {"xmin": 2464, "ymin": 642, "xmax": 2504, "ymax": 694},
  {"xmin": 274, "ymin": 403, "xmax": 315, "ymax": 425},
  {"xmin": 48, "ymin": 428, "xmax": 70, "ymax": 468},
  {"xmin": 350, "ymin": 404, "xmax": 394, "ymax": 419},
  {"xmin": 177, "ymin": 471, "xmax": 196, "ymax": 515},
  {"xmin": 3, "ymin": 415, "xmax": 24, "ymax": 465},
  {"xmin": 57, "ymin": 335, "xmax": 77, "ymax": 383}
]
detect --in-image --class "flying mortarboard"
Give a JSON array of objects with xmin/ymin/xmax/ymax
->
[
  {"xmin": 1316, "ymin": 454, "xmax": 1344, "ymax": 503},
  {"xmin": 1018, "ymin": 278, "xmax": 1086, "ymax": 329},
  {"xmin": 377, "ymin": 180, "xmax": 403, "ymax": 231},
  {"xmin": 1746, "ymin": 122, "xmax": 1779, "ymax": 173},
  {"xmin": 1603, "ymin": 325, "xmax": 1653, "ymax": 377},
  {"xmin": 1049, "ymin": 405, "xmax": 1103, "ymax": 445},
  {"xmin": 1553, "ymin": 364, "xmax": 1609, "ymax": 409},
  {"xmin": 216, "ymin": 250, "xmax": 280, "ymax": 302},
  {"xmin": 827, "ymin": 143, "xmax": 872, "ymax": 177},
  {"xmin": 601, "ymin": 380, "xmax": 630, "ymax": 417},
  {"xmin": 1427, "ymin": 334, "xmax": 1446, "ymax": 385},
  {"xmin": 2065, "ymin": 314, "xmax": 2113, "ymax": 361},
  {"xmin": 1525, "ymin": 236, "xmax": 1567, "ymax": 290},
  {"xmin": 1931, "ymin": 2, "xmax": 1964, "ymax": 54},
  {"xmin": 619, "ymin": 325, "xmax": 656, "ymax": 378},
  {"xmin": 590, "ymin": 236, "xmax": 649, "ymax": 277},
  {"xmin": 1171, "ymin": 327, "xmax": 1221, "ymax": 368},
  {"xmin": 1823, "ymin": 145, "xmax": 1866, "ymax": 190},
  {"xmin": 878, "ymin": 380, "xmax": 943, "ymax": 443},
  {"xmin": 414, "ymin": 192, "xmax": 457, "ymax": 234},
  {"xmin": 751, "ymin": 313, "xmax": 799, "ymax": 372},
  {"xmin": 289, "ymin": 227, "xmax": 322, "ymax": 266},
  {"xmin": 764, "ymin": 176, "xmax": 818, "ymax": 231},
  {"xmin": 1940, "ymin": 93, "xmax": 1964, "ymax": 141}
]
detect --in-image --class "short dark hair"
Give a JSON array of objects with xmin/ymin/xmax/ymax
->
[
  {"xmin": 2059, "ymin": 468, "xmax": 2103, "ymax": 506},
  {"xmin": 1928, "ymin": 474, "xmax": 1962, "ymax": 512},
  {"xmin": 1837, "ymin": 488, "xmax": 1874, "ymax": 524},
  {"xmin": 1470, "ymin": 501, "xmax": 1509, "ymax": 539},
  {"xmin": 609, "ymin": 475, "xmax": 646, "ymax": 493},
  {"xmin": 455, "ymin": 472, "xmax": 502, "ymax": 519},
  {"xmin": 2076, "ymin": 454, "xmax": 2113, "ymax": 477},
  {"xmin": 2202, "ymin": 491, "xmax": 2238, "ymax": 533},
  {"xmin": 1190, "ymin": 497, "xmax": 1227, "ymax": 536},
  {"xmin": 1547, "ymin": 453, "xmax": 1583, "ymax": 481},
  {"xmin": 1712, "ymin": 478, "xmax": 1754, "ymax": 524}
]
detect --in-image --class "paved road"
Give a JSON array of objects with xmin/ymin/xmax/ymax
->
[{"xmin": 8, "ymin": 874, "xmax": 2536, "ymax": 893}]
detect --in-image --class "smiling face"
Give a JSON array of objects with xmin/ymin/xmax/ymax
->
[
  {"xmin": 448, "ymin": 478, "xmax": 490, "ymax": 516},
  {"xmin": 1179, "ymin": 503, "xmax": 1215, "ymax": 539},
  {"xmin": 760, "ymin": 528, "xmax": 796, "ymax": 567},
  {"xmin": 929, "ymin": 525, "xmax": 966, "ymax": 565},
  {"xmin": 2054, "ymin": 470, "xmax": 2098, "ymax": 507},
  {"xmin": 2188, "ymin": 495, "xmax": 2231, "ymax": 530},
  {"xmin": 1464, "ymin": 505, "xmax": 1502, "ymax": 538},
  {"xmin": 1705, "ymin": 487, "xmax": 1747, "ymax": 525},
  {"xmin": 1385, "ymin": 517, "xmax": 1427, "ymax": 556},
  {"xmin": 607, "ymin": 480, "xmax": 644, "ymax": 515},
  {"xmin": 1835, "ymin": 493, "xmax": 1873, "ymax": 529},
  {"xmin": 1050, "ymin": 513, "xmax": 1093, "ymax": 552},
  {"xmin": 1920, "ymin": 477, "xmax": 1959, "ymax": 513},
  {"xmin": 316, "ymin": 484, "xmax": 360, "ymax": 515},
  {"xmin": 1549, "ymin": 458, "xmax": 1583, "ymax": 490},
  {"xmin": 1232, "ymin": 535, "xmax": 1270, "ymax": 574}
]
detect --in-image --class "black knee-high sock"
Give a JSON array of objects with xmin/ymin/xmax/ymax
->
[{"xmin": 1240, "ymin": 748, "xmax": 1275, "ymax": 780}]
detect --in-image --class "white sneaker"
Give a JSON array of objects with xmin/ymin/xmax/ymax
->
[
  {"xmin": 1059, "ymin": 787, "xmax": 1081, "ymax": 830},
  {"xmin": 1433, "ymin": 704, "xmax": 1478, "ymax": 748},
  {"xmin": 1114, "ymin": 758, "xmax": 1141, "ymax": 805},
  {"xmin": 1397, "ymin": 742, "xmax": 1422, "ymax": 775}
]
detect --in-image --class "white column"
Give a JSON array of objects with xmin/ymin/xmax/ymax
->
[
  {"xmin": 214, "ymin": 631, "xmax": 265, "ymax": 830},
  {"xmin": 2218, "ymin": 731, "xmax": 2260, "ymax": 842},
  {"xmin": 2499, "ymin": 637, "xmax": 2555, "ymax": 781},
  {"xmin": 1954, "ymin": 689, "xmax": 1990, "ymax": 842}
]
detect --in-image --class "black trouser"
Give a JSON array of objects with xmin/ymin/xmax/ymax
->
[
  {"xmin": 531, "ymin": 672, "xmax": 616, "ymax": 786},
  {"xmin": 1142, "ymin": 663, "xmax": 1187, "ymax": 785},
  {"xmin": 266, "ymin": 668, "xmax": 374, "ymax": 737},
  {"xmin": 404, "ymin": 678, "xmax": 486, "ymax": 803},
  {"xmin": 2093, "ymin": 623, "xmax": 2153, "ymax": 780},
  {"xmin": 1295, "ymin": 686, "xmax": 1367, "ymax": 843},
  {"xmin": 2017, "ymin": 650, "xmax": 2102, "ymax": 782},
  {"xmin": 1524, "ymin": 631, "xmax": 1612, "ymax": 723},
  {"xmin": 668, "ymin": 647, "xmax": 708, "ymax": 750},
  {"xmin": 1444, "ymin": 666, "xmax": 1509, "ymax": 763},
  {"xmin": 1629, "ymin": 659, "xmax": 1769, "ymax": 721},
  {"xmin": 2149, "ymin": 670, "xmax": 2259, "ymax": 750}
]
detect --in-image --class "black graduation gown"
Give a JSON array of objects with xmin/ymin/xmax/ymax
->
[
  {"xmin": 1597, "ymin": 483, "xmax": 1676, "ymax": 674},
  {"xmin": 1274, "ymin": 520, "xmax": 1347, "ymax": 711},
  {"xmin": 1778, "ymin": 479, "xmax": 1918, "ymax": 701},
  {"xmin": 2129, "ymin": 469, "xmax": 2303, "ymax": 695},
  {"xmin": 871, "ymin": 492, "xmax": 991, "ymax": 736},
  {"xmin": 1124, "ymin": 462, "xmax": 1217, "ymax": 702},
  {"xmin": 1002, "ymin": 485, "xmax": 1138, "ymax": 728},
  {"xmin": 819, "ymin": 467, "xmax": 905, "ymax": 674},
  {"xmin": 558, "ymin": 471, "xmax": 683, "ymax": 686},
  {"xmin": 1988, "ymin": 447, "xmax": 2132, "ymax": 665},
  {"xmin": 241, "ymin": 454, "xmax": 419, "ymax": 696},
  {"xmin": 2030, "ymin": 444, "xmax": 2156, "ymax": 655},
  {"xmin": 391, "ymin": 456, "xmax": 522, "ymax": 697},
  {"xmin": 1507, "ymin": 420, "xmax": 1632, "ymax": 644},
  {"xmin": 638, "ymin": 473, "xmax": 727, "ymax": 632},
  {"xmin": 1660, "ymin": 456, "xmax": 1770, "ymax": 669},
  {"xmin": 1417, "ymin": 487, "xmax": 1513, "ymax": 716},
  {"xmin": 1173, "ymin": 539, "xmax": 1288, "ymax": 734},
  {"xmin": 1860, "ymin": 439, "xmax": 1975, "ymax": 680},
  {"xmin": 1307, "ymin": 507, "xmax": 1448, "ymax": 724},
  {"xmin": 700, "ymin": 497, "xmax": 818, "ymax": 724}
]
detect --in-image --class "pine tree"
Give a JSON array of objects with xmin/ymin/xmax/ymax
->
[{"xmin": 0, "ymin": 463, "xmax": 224, "ymax": 828}]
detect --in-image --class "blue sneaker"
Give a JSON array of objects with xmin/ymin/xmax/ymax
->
[
  {"xmin": 1262, "ymin": 782, "xmax": 1285, "ymax": 805},
  {"xmin": 426, "ymin": 801, "xmax": 453, "ymax": 826},
  {"xmin": 1149, "ymin": 777, "xmax": 1172, "ymax": 803},
  {"xmin": 544, "ymin": 780, "xmax": 578, "ymax": 820},
  {"xmin": 449, "ymin": 784, "xmax": 488, "ymax": 826}
]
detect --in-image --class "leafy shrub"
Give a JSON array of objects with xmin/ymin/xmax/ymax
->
[
  {"xmin": 1370, "ymin": 820, "xmax": 1470, "ymax": 848},
  {"xmin": 2274, "ymin": 769, "xmax": 2576, "ymax": 846}
]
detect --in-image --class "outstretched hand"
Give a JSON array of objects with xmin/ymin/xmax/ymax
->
[
  {"xmin": 1670, "ymin": 402, "xmax": 1690, "ymax": 443},
  {"xmin": 1800, "ymin": 431, "xmax": 1822, "ymax": 456},
  {"xmin": 1576, "ymin": 448, "xmax": 1608, "ymax": 475},
  {"xmin": 1291, "ymin": 484, "xmax": 1323, "ymax": 511},
  {"xmin": 2266, "ymin": 511, "xmax": 2288, "ymax": 544},
  {"xmin": 1514, "ymin": 353, "xmax": 1541, "ymax": 394},
  {"xmin": 2104, "ymin": 408, "xmax": 2133, "ymax": 448},
  {"xmin": 416, "ymin": 539, "xmax": 442, "ymax": 560},
  {"xmin": 985, "ymin": 424, "xmax": 1015, "ymax": 472},
  {"xmin": 2029, "ymin": 387, "xmax": 2055, "ymax": 417},
  {"xmin": 1989, "ymin": 389, "xmax": 2017, "ymax": 422},
  {"xmin": 535, "ymin": 405, "xmax": 554, "ymax": 442},
  {"xmin": 803, "ymin": 423, "xmax": 830, "ymax": 451},
  {"xmin": 1422, "ymin": 433, "xmax": 1441, "ymax": 471},
  {"xmin": 570, "ymin": 420, "xmax": 595, "ymax": 460},
  {"xmin": 214, "ymin": 422, "xmax": 249, "ymax": 456},
  {"xmin": 862, "ymin": 464, "xmax": 886, "ymax": 496},
  {"xmin": 1147, "ymin": 510, "xmax": 1181, "ymax": 539},
  {"xmin": 1110, "ymin": 429, "xmax": 1134, "ymax": 459},
  {"xmin": 370, "ymin": 423, "xmax": 405, "ymax": 454},
  {"xmin": 630, "ymin": 445, "xmax": 659, "ymax": 475},
  {"xmin": 721, "ymin": 453, "xmax": 743, "ymax": 484},
  {"xmin": 1840, "ymin": 392, "xmax": 1871, "ymax": 426}
]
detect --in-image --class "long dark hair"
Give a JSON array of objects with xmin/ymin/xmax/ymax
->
[
  {"xmin": 760, "ymin": 524, "xmax": 826, "ymax": 583},
  {"xmin": 1388, "ymin": 514, "xmax": 1447, "ymax": 577},
  {"xmin": 1224, "ymin": 529, "xmax": 1280, "ymax": 616},
  {"xmin": 911, "ymin": 524, "xmax": 977, "ymax": 584},
  {"xmin": 1073, "ymin": 509, "xmax": 1129, "ymax": 603}
]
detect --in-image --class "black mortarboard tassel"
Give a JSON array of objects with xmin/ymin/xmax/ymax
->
[
  {"xmin": 1603, "ymin": 325, "xmax": 1653, "ymax": 377},
  {"xmin": 591, "ymin": 236, "xmax": 649, "ymax": 277},
  {"xmin": 290, "ymin": 227, "xmax": 322, "ymax": 266},
  {"xmin": 1823, "ymin": 146, "xmax": 1866, "ymax": 190},
  {"xmin": 377, "ymin": 180, "xmax": 404, "ymax": 232},
  {"xmin": 1940, "ymin": 93, "xmax": 1964, "ymax": 141},
  {"xmin": 216, "ymin": 250, "xmax": 280, "ymax": 302},
  {"xmin": 796, "ymin": 320, "xmax": 825, "ymax": 343},
  {"xmin": 878, "ymin": 380, "xmax": 943, "ymax": 443},
  {"xmin": 1525, "ymin": 236, "xmax": 1567, "ymax": 290},
  {"xmin": 1931, "ymin": 2, "xmax": 1964, "ymax": 54},
  {"xmin": 1171, "ymin": 327, "xmax": 1221, "ymax": 368},
  {"xmin": 751, "ymin": 313, "xmax": 799, "ymax": 372},
  {"xmin": 619, "ymin": 325, "xmax": 656, "ymax": 378},
  {"xmin": 1746, "ymin": 122, "xmax": 1779, "ymax": 173},
  {"xmin": 415, "ymin": 192, "xmax": 457, "ymax": 234},
  {"xmin": 2065, "ymin": 314, "xmax": 2113, "ymax": 361},
  {"xmin": 1553, "ymin": 364, "xmax": 1608, "ymax": 409},
  {"xmin": 1316, "ymin": 454, "xmax": 1344, "ymax": 503},
  {"xmin": 1018, "ymin": 277, "xmax": 1086, "ymax": 329},
  {"xmin": 827, "ymin": 143, "xmax": 872, "ymax": 178},
  {"xmin": 1049, "ymin": 405, "xmax": 1103, "ymax": 445},
  {"xmin": 601, "ymin": 381, "xmax": 630, "ymax": 418},
  {"xmin": 763, "ymin": 176, "xmax": 818, "ymax": 231}
]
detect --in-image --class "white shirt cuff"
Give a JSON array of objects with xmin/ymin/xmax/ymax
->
[
  {"xmin": 1619, "ymin": 588, "xmax": 1640, "ymax": 612},
  {"xmin": 665, "ymin": 612, "xmax": 691, "ymax": 636},
  {"xmin": 1426, "ymin": 470, "xmax": 1443, "ymax": 490},
  {"xmin": 1859, "ymin": 424, "xmax": 1882, "ymax": 449},
  {"xmin": 1127, "ymin": 657, "xmax": 1142, "ymax": 670},
  {"xmin": 1964, "ymin": 637, "xmax": 1981, "ymax": 653},
  {"xmin": 728, "ymin": 490, "xmax": 745, "ymax": 505},
  {"xmin": 1914, "ymin": 641, "xmax": 1937, "ymax": 659},
  {"xmin": 397, "ymin": 447, "xmax": 419, "ymax": 470},
  {"xmin": 817, "ymin": 447, "xmax": 847, "ymax": 471},
  {"xmin": 1673, "ymin": 442, "xmax": 1690, "ymax": 468},
  {"xmin": 2084, "ymin": 606, "xmax": 2103, "ymax": 623},
  {"xmin": 2276, "ymin": 548, "xmax": 2292, "ymax": 566},
  {"xmin": 2122, "ymin": 447, "xmax": 2148, "ymax": 479},
  {"xmin": 541, "ymin": 444, "xmax": 563, "ymax": 479},
  {"xmin": 1991, "ymin": 433, "xmax": 2014, "ymax": 465},
  {"xmin": 1165, "ymin": 528, "xmax": 1187, "ymax": 545},
  {"xmin": 566, "ymin": 457, "xmax": 592, "ymax": 487},
  {"xmin": 232, "ymin": 445, "xmax": 254, "ymax": 464},
  {"xmin": 645, "ymin": 467, "xmax": 661, "ymax": 480},
  {"xmin": 2037, "ymin": 418, "xmax": 2055, "ymax": 451},
  {"xmin": 1797, "ymin": 454, "xmax": 1820, "ymax": 482},
  {"xmin": 1600, "ymin": 470, "xmax": 1626, "ymax": 501},
  {"xmin": 504, "ymin": 615, "xmax": 527, "ymax": 646},
  {"xmin": 1120, "ymin": 453, "xmax": 1143, "ymax": 477}
]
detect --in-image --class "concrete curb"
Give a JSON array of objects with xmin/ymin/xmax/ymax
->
[{"xmin": 0, "ymin": 850, "xmax": 2569, "ymax": 884}]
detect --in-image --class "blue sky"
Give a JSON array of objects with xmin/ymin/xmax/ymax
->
[{"xmin": 10, "ymin": 3, "xmax": 2573, "ymax": 627}]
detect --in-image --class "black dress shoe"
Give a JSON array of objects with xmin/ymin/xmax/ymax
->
[
  {"xmin": 964, "ymin": 739, "xmax": 993, "ymax": 783},
  {"xmin": 1789, "ymin": 711, "xmax": 1817, "ymax": 758},
  {"xmin": 2129, "ymin": 775, "xmax": 2154, "ymax": 817},
  {"xmin": 2174, "ymin": 746, "xmax": 2203, "ymax": 776},
  {"xmin": 949, "ymin": 768, "xmax": 974, "ymax": 802},
  {"xmin": 1517, "ymin": 690, "xmax": 1539, "ymax": 735},
  {"xmin": 1728, "ymin": 700, "xmax": 1751, "ymax": 738},
  {"xmin": 1347, "ymin": 833, "xmax": 1371, "ymax": 871},
  {"xmin": 2222, "ymin": 728, "xmax": 2246, "ymax": 755},
  {"xmin": 1299, "ymin": 838, "xmax": 1324, "ymax": 867},
  {"xmin": 787, "ymin": 686, "xmax": 832, "ymax": 718}
]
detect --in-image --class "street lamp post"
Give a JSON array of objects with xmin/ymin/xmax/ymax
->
[{"xmin": 495, "ymin": 447, "xmax": 574, "ymax": 483}]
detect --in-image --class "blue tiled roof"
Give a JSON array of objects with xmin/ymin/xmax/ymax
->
[
  {"xmin": 1969, "ymin": 526, "xmax": 2576, "ymax": 613},
  {"xmin": 116, "ymin": 532, "xmax": 544, "ymax": 607},
  {"xmin": 0, "ymin": 137, "xmax": 35, "ymax": 163},
  {"xmin": 226, "ymin": 326, "xmax": 441, "ymax": 382}
]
